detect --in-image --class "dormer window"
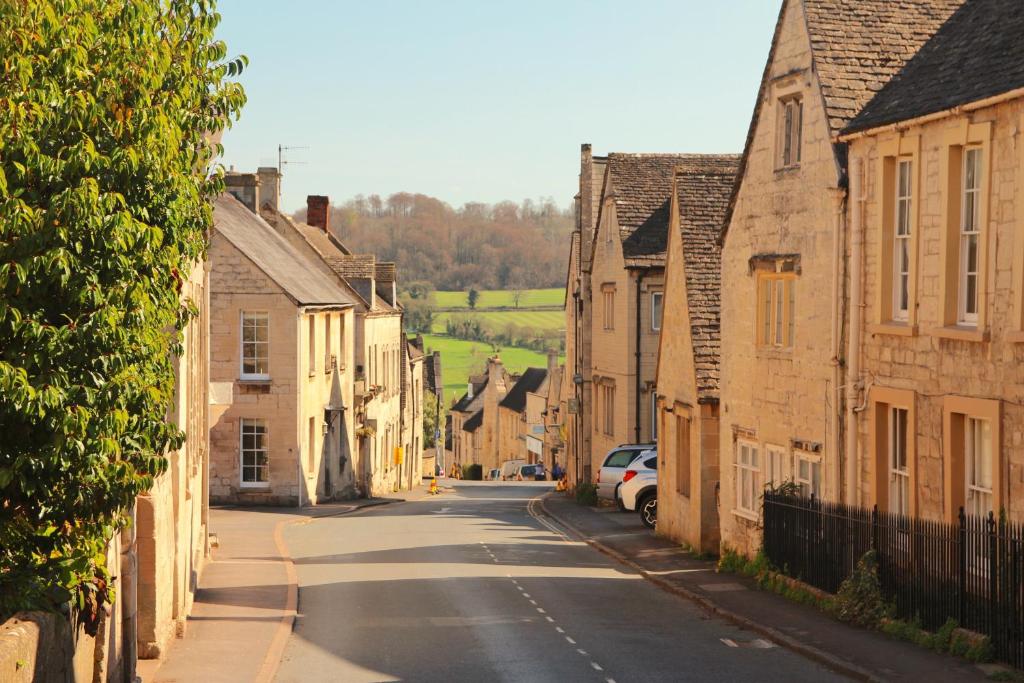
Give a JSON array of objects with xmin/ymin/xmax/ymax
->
[{"xmin": 778, "ymin": 96, "xmax": 803, "ymax": 169}]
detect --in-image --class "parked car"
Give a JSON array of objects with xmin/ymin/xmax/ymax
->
[
  {"xmin": 513, "ymin": 464, "xmax": 538, "ymax": 480},
  {"xmin": 595, "ymin": 443, "xmax": 655, "ymax": 510},
  {"xmin": 619, "ymin": 451, "xmax": 658, "ymax": 529},
  {"xmin": 486, "ymin": 468, "xmax": 501, "ymax": 481},
  {"xmin": 501, "ymin": 459, "xmax": 525, "ymax": 480}
]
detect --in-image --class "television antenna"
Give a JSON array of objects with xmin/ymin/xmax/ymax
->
[{"xmin": 277, "ymin": 144, "xmax": 308, "ymax": 175}]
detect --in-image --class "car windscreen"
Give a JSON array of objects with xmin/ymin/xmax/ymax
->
[
  {"xmin": 603, "ymin": 450, "xmax": 639, "ymax": 468},
  {"xmin": 520, "ymin": 466, "xmax": 536, "ymax": 476}
]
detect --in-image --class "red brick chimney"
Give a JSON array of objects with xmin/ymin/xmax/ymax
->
[{"xmin": 307, "ymin": 195, "xmax": 330, "ymax": 231}]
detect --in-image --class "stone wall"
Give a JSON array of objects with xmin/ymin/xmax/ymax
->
[
  {"xmin": 851, "ymin": 97, "xmax": 1024, "ymax": 522},
  {"xmin": 589, "ymin": 199, "xmax": 664, "ymax": 474},
  {"xmin": 719, "ymin": 0, "xmax": 842, "ymax": 556}
]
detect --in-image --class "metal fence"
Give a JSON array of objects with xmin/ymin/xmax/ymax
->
[{"xmin": 763, "ymin": 493, "xmax": 1024, "ymax": 669}]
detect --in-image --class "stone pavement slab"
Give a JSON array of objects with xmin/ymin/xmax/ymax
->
[{"xmin": 540, "ymin": 492, "xmax": 989, "ymax": 682}]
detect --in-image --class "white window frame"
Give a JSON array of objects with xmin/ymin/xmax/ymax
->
[
  {"xmin": 735, "ymin": 440, "xmax": 760, "ymax": 518},
  {"xmin": 958, "ymin": 147, "xmax": 982, "ymax": 325},
  {"xmin": 240, "ymin": 418, "xmax": 269, "ymax": 487},
  {"xmin": 765, "ymin": 444, "xmax": 786, "ymax": 488},
  {"xmin": 795, "ymin": 451, "xmax": 822, "ymax": 499},
  {"xmin": 893, "ymin": 159, "xmax": 913, "ymax": 321},
  {"xmin": 888, "ymin": 406, "xmax": 910, "ymax": 515},
  {"xmin": 240, "ymin": 311, "xmax": 270, "ymax": 380},
  {"xmin": 965, "ymin": 416, "xmax": 993, "ymax": 519},
  {"xmin": 651, "ymin": 291, "xmax": 663, "ymax": 332}
]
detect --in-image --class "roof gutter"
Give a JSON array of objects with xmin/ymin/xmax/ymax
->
[{"xmin": 836, "ymin": 86, "xmax": 1024, "ymax": 143}]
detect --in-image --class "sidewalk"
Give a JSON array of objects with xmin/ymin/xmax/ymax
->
[
  {"xmin": 140, "ymin": 496, "xmax": 403, "ymax": 683},
  {"xmin": 540, "ymin": 493, "xmax": 990, "ymax": 682}
]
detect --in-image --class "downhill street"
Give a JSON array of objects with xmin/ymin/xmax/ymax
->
[{"xmin": 273, "ymin": 481, "xmax": 848, "ymax": 682}]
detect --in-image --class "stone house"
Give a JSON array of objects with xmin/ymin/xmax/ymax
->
[
  {"xmin": 208, "ymin": 193, "xmax": 357, "ymax": 505},
  {"xmin": 589, "ymin": 153, "xmax": 709, "ymax": 475},
  {"xmin": 718, "ymin": 0, "xmax": 962, "ymax": 556},
  {"xmin": 133, "ymin": 256, "xmax": 211, "ymax": 660},
  {"xmin": 401, "ymin": 336, "xmax": 425, "ymax": 489},
  {"xmin": 450, "ymin": 375, "xmax": 486, "ymax": 470},
  {"xmin": 497, "ymin": 367, "xmax": 549, "ymax": 466},
  {"xmin": 543, "ymin": 355, "xmax": 566, "ymax": 473},
  {"xmin": 250, "ymin": 183, "xmax": 411, "ymax": 497},
  {"xmin": 564, "ymin": 145, "xmax": 607, "ymax": 485},
  {"xmin": 837, "ymin": 0, "xmax": 1024, "ymax": 522},
  {"xmin": 655, "ymin": 157, "xmax": 739, "ymax": 555}
]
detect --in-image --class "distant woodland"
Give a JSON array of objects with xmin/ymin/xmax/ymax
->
[{"xmin": 295, "ymin": 193, "xmax": 573, "ymax": 291}]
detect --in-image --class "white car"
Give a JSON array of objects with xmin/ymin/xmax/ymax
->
[
  {"xmin": 618, "ymin": 450, "xmax": 658, "ymax": 529},
  {"xmin": 595, "ymin": 444, "xmax": 655, "ymax": 510}
]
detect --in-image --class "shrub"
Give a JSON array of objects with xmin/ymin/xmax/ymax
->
[
  {"xmin": 574, "ymin": 482, "xmax": 598, "ymax": 506},
  {"xmin": 834, "ymin": 551, "xmax": 890, "ymax": 628},
  {"xmin": 0, "ymin": 0, "xmax": 245, "ymax": 620}
]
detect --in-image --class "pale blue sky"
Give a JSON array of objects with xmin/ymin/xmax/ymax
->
[{"xmin": 216, "ymin": 1, "xmax": 781, "ymax": 213}]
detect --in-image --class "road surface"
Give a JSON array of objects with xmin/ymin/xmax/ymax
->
[{"xmin": 274, "ymin": 481, "xmax": 848, "ymax": 682}]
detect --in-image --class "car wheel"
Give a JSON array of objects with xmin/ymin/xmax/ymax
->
[
  {"xmin": 615, "ymin": 485, "xmax": 627, "ymax": 512},
  {"xmin": 639, "ymin": 493, "xmax": 657, "ymax": 529}
]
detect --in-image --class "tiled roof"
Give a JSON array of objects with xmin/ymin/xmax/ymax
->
[
  {"xmin": 721, "ymin": 0, "xmax": 962, "ymax": 245},
  {"xmin": 424, "ymin": 351, "xmax": 443, "ymax": 398},
  {"xmin": 804, "ymin": 0, "xmax": 964, "ymax": 133},
  {"xmin": 674, "ymin": 159, "xmax": 739, "ymax": 400},
  {"xmin": 608, "ymin": 154, "xmax": 738, "ymax": 265},
  {"xmin": 452, "ymin": 377, "xmax": 487, "ymax": 413},
  {"xmin": 462, "ymin": 409, "xmax": 483, "ymax": 433},
  {"xmin": 498, "ymin": 367, "xmax": 548, "ymax": 412},
  {"xmin": 845, "ymin": 0, "xmax": 1024, "ymax": 134},
  {"xmin": 213, "ymin": 195, "xmax": 356, "ymax": 307}
]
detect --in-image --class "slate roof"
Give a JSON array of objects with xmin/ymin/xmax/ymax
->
[
  {"xmin": 804, "ymin": 0, "xmax": 965, "ymax": 134},
  {"xmin": 452, "ymin": 377, "xmax": 487, "ymax": 413},
  {"xmin": 674, "ymin": 158, "xmax": 740, "ymax": 400},
  {"xmin": 721, "ymin": 0, "xmax": 963, "ymax": 245},
  {"xmin": 607, "ymin": 154, "xmax": 738, "ymax": 266},
  {"xmin": 498, "ymin": 368, "xmax": 548, "ymax": 413},
  {"xmin": 462, "ymin": 409, "xmax": 483, "ymax": 433},
  {"xmin": 213, "ymin": 195, "xmax": 356, "ymax": 307},
  {"xmin": 424, "ymin": 351, "xmax": 443, "ymax": 398},
  {"xmin": 845, "ymin": 0, "xmax": 1024, "ymax": 134}
]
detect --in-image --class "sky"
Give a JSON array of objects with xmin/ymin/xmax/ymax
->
[{"xmin": 216, "ymin": 1, "xmax": 782, "ymax": 213}]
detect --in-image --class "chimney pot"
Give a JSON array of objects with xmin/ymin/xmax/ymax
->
[{"xmin": 307, "ymin": 195, "xmax": 330, "ymax": 231}]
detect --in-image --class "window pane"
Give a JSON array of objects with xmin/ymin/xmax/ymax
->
[
  {"xmin": 787, "ymin": 280, "xmax": 795, "ymax": 346},
  {"xmin": 775, "ymin": 280, "xmax": 784, "ymax": 344},
  {"xmin": 762, "ymin": 280, "xmax": 771, "ymax": 343}
]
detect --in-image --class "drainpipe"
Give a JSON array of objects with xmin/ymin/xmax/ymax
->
[
  {"xmin": 845, "ymin": 157, "xmax": 866, "ymax": 505},
  {"xmin": 634, "ymin": 270, "xmax": 645, "ymax": 443},
  {"xmin": 829, "ymin": 187, "xmax": 846, "ymax": 502}
]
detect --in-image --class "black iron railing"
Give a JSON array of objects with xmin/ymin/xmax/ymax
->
[{"xmin": 763, "ymin": 493, "xmax": 1024, "ymax": 669}]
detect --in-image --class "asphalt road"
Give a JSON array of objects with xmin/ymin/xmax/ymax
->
[{"xmin": 274, "ymin": 481, "xmax": 849, "ymax": 683}]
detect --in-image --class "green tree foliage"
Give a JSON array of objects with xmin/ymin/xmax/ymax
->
[
  {"xmin": 422, "ymin": 391, "xmax": 443, "ymax": 449},
  {"xmin": 0, "ymin": 0, "xmax": 245, "ymax": 617},
  {"xmin": 309, "ymin": 195, "xmax": 573, "ymax": 291},
  {"xmin": 467, "ymin": 289, "xmax": 479, "ymax": 309},
  {"xmin": 402, "ymin": 298, "xmax": 434, "ymax": 333}
]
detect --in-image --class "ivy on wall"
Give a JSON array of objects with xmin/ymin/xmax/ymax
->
[{"xmin": 0, "ymin": 0, "xmax": 245, "ymax": 618}]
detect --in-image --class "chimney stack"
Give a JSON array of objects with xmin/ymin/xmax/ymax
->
[
  {"xmin": 224, "ymin": 171, "xmax": 259, "ymax": 213},
  {"xmin": 257, "ymin": 167, "xmax": 281, "ymax": 213},
  {"xmin": 547, "ymin": 349, "xmax": 558, "ymax": 376},
  {"xmin": 307, "ymin": 195, "xmax": 330, "ymax": 231}
]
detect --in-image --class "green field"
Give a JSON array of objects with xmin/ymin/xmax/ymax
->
[
  {"xmin": 432, "ymin": 309, "xmax": 565, "ymax": 334},
  {"xmin": 422, "ymin": 334, "xmax": 564, "ymax": 406},
  {"xmin": 432, "ymin": 288, "xmax": 564, "ymax": 309}
]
